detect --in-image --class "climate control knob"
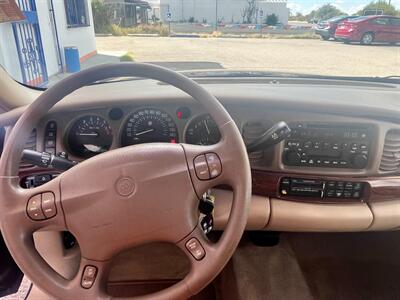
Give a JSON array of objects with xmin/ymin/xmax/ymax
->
[
  {"xmin": 284, "ymin": 151, "xmax": 301, "ymax": 165},
  {"xmin": 351, "ymin": 154, "xmax": 368, "ymax": 169}
]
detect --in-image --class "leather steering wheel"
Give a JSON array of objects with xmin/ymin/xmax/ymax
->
[{"xmin": 0, "ymin": 63, "xmax": 251, "ymax": 300}]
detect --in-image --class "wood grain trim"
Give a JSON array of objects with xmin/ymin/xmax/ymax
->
[
  {"xmin": 18, "ymin": 168, "xmax": 400, "ymax": 203},
  {"xmin": 252, "ymin": 169, "xmax": 400, "ymax": 203}
]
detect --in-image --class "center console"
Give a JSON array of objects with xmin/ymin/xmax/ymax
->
[{"xmin": 283, "ymin": 123, "xmax": 372, "ymax": 169}]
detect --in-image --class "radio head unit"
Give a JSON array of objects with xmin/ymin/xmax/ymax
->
[{"xmin": 283, "ymin": 123, "xmax": 371, "ymax": 169}]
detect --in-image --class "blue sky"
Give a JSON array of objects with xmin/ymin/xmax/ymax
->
[{"xmin": 288, "ymin": 0, "xmax": 400, "ymax": 14}]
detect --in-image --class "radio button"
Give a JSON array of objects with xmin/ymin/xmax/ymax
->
[
  {"xmin": 335, "ymin": 191, "xmax": 343, "ymax": 197},
  {"xmin": 303, "ymin": 141, "xmax": 312, "ymax": 148},
  {"xmin": 332, "ymin": 143, "xmax": 340, "ymax": 150},
  {"xmin": 326, "ymin": 190, "xmax": 335, "ymax": 197},
  {"xmin": 343, "ymin": 191, "xmax": 352, "ymax": 198},
  {"xmin": 345, "ymin": 182, "xmax": 354, "ymax": 190},
  {"xmin": 327, "ymin": 181, "xmax": 336, "ymax": 188},
  {"xmin": 336, "ymin": 182, "xmax": 345, "ymax": 189}
]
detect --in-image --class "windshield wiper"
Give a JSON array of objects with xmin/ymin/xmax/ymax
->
[
  {"xmin": 181, "ymin": 70, "xmax": 400, "ymax": 84},
  {"xmin": 90, "ymin": 76, "xmax": 144, "ymax": 85}
]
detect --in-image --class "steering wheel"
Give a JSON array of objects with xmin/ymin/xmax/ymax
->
[{"xmin": 0, "ymin": 63, "xmax": 251, "ymax": 300}]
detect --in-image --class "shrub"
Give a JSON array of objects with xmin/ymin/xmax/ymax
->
[
  {"xmin": 120, "ymin": 52, "xmax": 135, "ymax": 61},
  {"xmin": 265, "ymin": 14, "xmax": 278, "ymax": 26},
  {"xmin": 110, "ymin": 24, "xmax": 128, "ymax": 36}
]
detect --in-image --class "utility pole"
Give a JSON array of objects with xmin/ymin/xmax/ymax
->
[
  {"xmin": 215, "ymin": 0, "xmax": 218, "ymax": 31},
  {"xmin": 181, "ymin": 0, "xmax": 184, "ymax": 22}
]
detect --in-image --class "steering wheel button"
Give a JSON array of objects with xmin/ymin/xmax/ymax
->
[
  {"xmin": 27, "ymin": 194, "xmax": 45, "ymax": 220},
  {"xmin": 186, "ymin": 238, "xmax": 205, "ymax": 260},
  {"xmin": 206, "ymin": 153, "xmax": 222, "ymax": 178},
  {"xmin": 194, "ymin": 155, "xmax": 210, "ymax": 180},
  {"xmin": 41, "ymin": 192, "xmax": 56, "ymax": 218},
  {"xmin": 81, "ymin": 266, "xmax": 97, "ymax": 289}
]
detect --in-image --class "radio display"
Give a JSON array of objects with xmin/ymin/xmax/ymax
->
[{"xmin": 283, "ymin": 123, "xmax": 371, "ymax": 169}]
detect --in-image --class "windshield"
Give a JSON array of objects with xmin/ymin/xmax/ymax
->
[{"xmin": 0, "ymin": 0, "xmax": 399, "ymax": 88}]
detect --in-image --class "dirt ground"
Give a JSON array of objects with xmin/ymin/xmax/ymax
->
[{"xmin": 96, "ymin": 36, "xmax": 399, "ymax": 77}]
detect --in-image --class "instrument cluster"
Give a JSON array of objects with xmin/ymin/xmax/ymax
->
[{"xmin": 65, "ymin": 107, "xmax": 221, "ymax": 158}]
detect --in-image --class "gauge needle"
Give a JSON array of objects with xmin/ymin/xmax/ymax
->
[
  {"xmin": 203, "ymin": 120, "xmax": 211, "ymax": 135},
  {"xmin": 135, "ymin": 128, "xmax": 155, "ymax": 136},
  {"xmin": 76, "ymin": 132, "xmax": 99, "ymax": 137}
]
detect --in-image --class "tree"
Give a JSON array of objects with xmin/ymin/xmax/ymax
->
[
  {"xmin": 242, "ymin": 0, "xmax": 256, "ymax": 23},
  {"xmin": 306, "ymin": 4, "xmax": 346, "ymax": 22},
  {"xmin": 265, "ymin": 14, "xmax": 279, "ymax": 25},
  {"xmin": 91, "ymin": 0, "xmax": 112, "ymax": 33},
  {"xmin": 289, "ymin": 12, "xmax": 306, "ymax": 21},
  {"xmin": 357, "ymin": 1, "xmax": 399, "ymax": 16}
]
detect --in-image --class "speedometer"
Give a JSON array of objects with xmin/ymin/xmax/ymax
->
[{"xmin": 121, "ymin": 108, "xmax": 178, "ymax": 146}]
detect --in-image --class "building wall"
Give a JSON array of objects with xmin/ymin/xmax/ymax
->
[
  {"xmin": 0, "ymin": 0, "xmax": 97, "ymax": 85},
  {"xmin": 0, "ymin": 22, "xmax": 23, "ymax": 82},
  {"xmin": 160, "ymin": 0, "xmax": 289, "ymax": 24},
  {"xmin": 47, "ymin": 0, "xmax": 97, "ymax": 71}
]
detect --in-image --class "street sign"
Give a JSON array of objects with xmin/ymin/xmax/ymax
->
[
  {"xmin": 166, "ymin": 11, "xmax": 172, "ymax": 22},
  {"xmin": 259, "ymin": 9, "xmax": 264, "ymax": 18}
]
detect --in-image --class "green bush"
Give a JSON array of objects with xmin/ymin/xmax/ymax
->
[
  {"xmin": 110, "ymin": 24, "xmax": 128, "ymax": 36},
  {"xmin": 120, "ymin": 52, "xmax": 135, "ymax": 61},
  {"xmin": 107, "ymin": 24, "xmax": 170, "ymax": 36},
  {"xmin": 91, "ymin": 0, "xmax": 112, "ymax": 33},
  {"xmin": 265, "ymin": 14, "xmax": 278, "ymax": 25}
]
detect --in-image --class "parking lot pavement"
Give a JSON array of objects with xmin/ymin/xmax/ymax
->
[{"xmin": 96, "ymin": 36, "xmax": 399, "ymax": 77}]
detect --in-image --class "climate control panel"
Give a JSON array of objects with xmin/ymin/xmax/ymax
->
[
  {"xmin": 280, "ymin": 177, "xmax": 365, "ymax": 201},
  {"xmin": 282, "ymin": 123, "xmax": 371, "ymax": 169}
]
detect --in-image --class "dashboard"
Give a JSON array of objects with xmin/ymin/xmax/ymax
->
[
  {"xmin": 60, "ymin": 107, "xmax": 220, "ymax": 159},
  {"xmin": 38, "ymin": 106, "xmax": 221, "ymax": 162},
  {"xmin": 6, "ymin": 77, "xmax": 400, "ymax": 232}
]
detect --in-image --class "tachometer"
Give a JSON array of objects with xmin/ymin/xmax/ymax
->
[
  {"xmin": 67, "ymin": 115, "xmax": 113, "ymax": 158},
  {"xmin": 121, "ymin": 108, "xmax": 178, "ymax": 146},
  {"xmin": 185, "ymin": 114, "xmax": 221, "ymax": 145}
]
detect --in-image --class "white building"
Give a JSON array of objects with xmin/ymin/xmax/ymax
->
[
  {"xmin": 160, "ymin": 0, "xmax": 289, "ymax": 25},
  {"xmin": 0, "ymin": 0, "xmax": 97, "ymax": 87}
]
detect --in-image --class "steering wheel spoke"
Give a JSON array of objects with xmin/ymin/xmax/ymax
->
[
  {"xmin": 63, "ymin": 257, "xmax": 112, "ymax": 300},
  {"xmin": 0, "ymin": 175, "xmax": 66, "ymax": 234},
  {"xmin": 182, "ymin": 120, "xmax": 249, "ymax": 197}
]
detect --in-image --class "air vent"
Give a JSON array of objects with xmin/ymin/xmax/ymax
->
[
  {"xmin": 380, "ymin": 129, "xmax": 400, "ymax": 172},
  {"xmin": 20, "ymin": 129, "xmax": 37, "ymax": 168}
]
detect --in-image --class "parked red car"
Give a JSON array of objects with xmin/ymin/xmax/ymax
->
[{"xmin": 335, "ymin": 15, "xmax": 400, "ymax": 44}]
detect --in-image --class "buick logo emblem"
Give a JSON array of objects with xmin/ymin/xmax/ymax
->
[{"xmin": 115, "ymin": 177, "xmax": 135, "ymax": 197}]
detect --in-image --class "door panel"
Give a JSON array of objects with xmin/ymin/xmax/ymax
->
[
  {"xmin": 370, "ymin": 18, "xmax": 392, "ymax": 41},
  {"xmin": 390, "ymin": 18, "xmax": 400, "ymax": 42},
  {"xmin": 0, "ymin": 234, "xmax": 23, "ymax": 297}
]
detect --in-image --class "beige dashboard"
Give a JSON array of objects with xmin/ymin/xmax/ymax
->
[{"xmin": 3, "ymin": 77, "xmax": 400, "ymax": 233}]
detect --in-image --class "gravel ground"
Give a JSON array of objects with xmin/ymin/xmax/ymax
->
[{"xmin": 96, "ymin": 36, "xmax": 399, "ymax": 77}]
